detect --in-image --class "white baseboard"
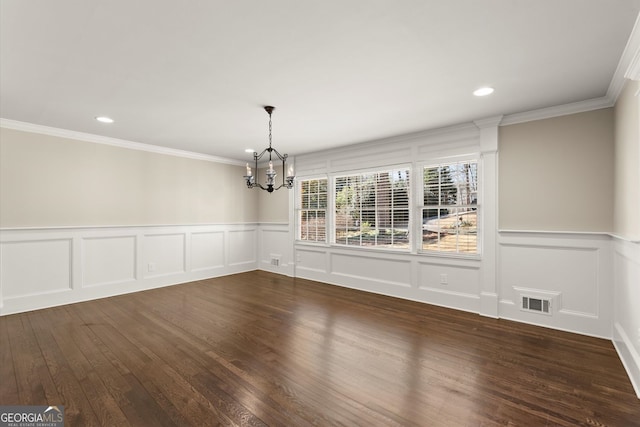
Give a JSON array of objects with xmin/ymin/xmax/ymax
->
[{"xmin": 613, "ymin": 322, "xmax": 640, "ymax": 398}]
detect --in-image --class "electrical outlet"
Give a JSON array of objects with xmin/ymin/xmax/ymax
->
[
  {"xmin": 440, "ymin": 274, "xmax": 448, "ymax": 285},
  {"xmin": 148, "ymin": 262, "xmax": 156, "ymax": 272}
]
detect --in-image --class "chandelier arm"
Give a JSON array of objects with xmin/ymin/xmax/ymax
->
[
  {"xmin": 269, "ymin": 147, "xmax": 287, "ymax": 162},
  {"xmin": 254, "ymin": 148, "xmax": 271, "ymax": 161}
]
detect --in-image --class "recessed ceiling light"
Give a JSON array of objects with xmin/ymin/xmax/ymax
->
[
  {"xmin": 473, "ymin": 87, "xmax": 494, "ymax": 97},
  {"xmin": 95, "ymin": 116, "xmax": 114, "ymax": 123},
  {"xmin": 245, "ymin": 148, "xmax": 254, "ymax": 153}
]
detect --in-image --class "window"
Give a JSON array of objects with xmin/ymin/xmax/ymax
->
[
  {"xmin": 298, "ymin": 178, "xmax": 328, "ymax": 242},
  {"xmin": 422, "ymin": 161, "xmax": 478, "ymax": 254},
  {"xmin": 334, "ymin": 168, "xmax": 410, "ymax": 249}
]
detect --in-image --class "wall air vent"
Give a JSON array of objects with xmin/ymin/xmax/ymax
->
[{"xmin": 521, "ymin": 296, "xmax": 551, "ymax": 315}]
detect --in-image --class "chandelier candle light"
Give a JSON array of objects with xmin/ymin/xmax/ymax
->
[{"xmin": 243, "ymin": 106, "xmax": 295, "ymax": 193}]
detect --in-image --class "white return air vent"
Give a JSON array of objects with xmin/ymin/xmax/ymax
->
[
  {"xmin": 513, "ymin": 287, "xmax": 560, "ymax": 317},
  {"xmin": 270, "ymin": 254, "xmax": 281, "ymax": 267},
  {"xmin": 521, "ymin": 296, "xmax": 551, "ymax": 315}
]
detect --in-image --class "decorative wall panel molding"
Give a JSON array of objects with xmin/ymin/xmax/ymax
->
[
  {"xmin": 82, "ymin": 235, "xmax": 136, "ymax": 287},
  {"xmin": 0, "ymin": 224, "xmax": 259, "ymax": 315},
  {"xmin": 294, "ymin": 246, "xmax": 329, "ymax": 276},
  {"xmin": 143, "ymin": 233, "xmax": 186, "ymax": 278},
  {"xmin": 498, "ymin": 231, "xmax": 612, "ymax": 338},
  {"xmin": 331, "ymin": 252, "xmax": 412, "ymax": 288},
  {"xmin": 1, "ymin": 238, "xmax": 73, "ymax": 299},
  {"xmin": 258, "ymin": 224, "xmax": 294, "ymax": 277},
  {"xmin": 294, "ymin": 244, "xmax": 483, "ymax": 314},
  {"xmin": 612, "ymin": 237, "xmax": 640, "ymax": 397},
  {"xmin": 191, "ymin": 231, "xmax": 225, "ymax": 272},
  {"xmin": 228, "ymin": 229, "xmax": 258, "ymax": 267}
]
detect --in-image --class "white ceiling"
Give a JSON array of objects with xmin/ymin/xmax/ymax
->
[{"xmin": 1, "ymin": 1, "xmax": 639, "ymax": 161}]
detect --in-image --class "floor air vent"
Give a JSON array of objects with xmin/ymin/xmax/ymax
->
[{"xmin": 522, "ymin": 296, "xmax": 551, "ymax": 315}]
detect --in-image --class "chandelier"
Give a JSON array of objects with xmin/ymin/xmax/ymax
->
[{"xmin": 243, "ymin": 106, "xmax": 294, "ymax": 192}]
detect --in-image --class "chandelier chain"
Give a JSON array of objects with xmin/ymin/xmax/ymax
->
[{"xmin": 268, "ymin": 112, "xmax": 272, "ymax": 149}]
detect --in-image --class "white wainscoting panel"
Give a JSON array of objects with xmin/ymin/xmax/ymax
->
[
  {"xmin": 294, "ymin": 244, "xmax": 482, "ymax": 313},
  {"xmin": 498, "ymin": 232, "xmax": 612, "ymax": 338},
  {"xmin": 0, "ymin": 224, "xmax": 259, "ymax": 315},
  {"xmin": 295, "ymin": 246, "xmax": 329, "ymax": 277},
  {"xmin": 143, "ymin": 233, "xmax": 186, "ymax": 278},
  {"xmin": 331, "ymin": 251, "xmax": 412, "ymax": 288},
  {"xmin": 258, "ymin": 224, "xmax": 293, "ymax": 276},
  {"xmin": 191, "ymin": 231, "xmax": 225, "ymax": 272},
  {"xmin": 83, "ymin": 235, "xmax": 136, "ymax": 287},
  {"xmin": 228, "ymin": 229, "xmax": 257, "ymax": 267},
  {"xmin": 612, "ymin": 237, "xmax": 640, "ymax": 398},
  {"xmin": 1, "ymin": 239, "xmax": 72, "ymax": 298},
  {"xmin": 417, "ymin": 260, "xmax": 481, "ymax": 313}
]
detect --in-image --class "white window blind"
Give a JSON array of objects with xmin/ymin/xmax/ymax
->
[
  {"xmin": 334, "ymin": 169, "xmax": 410, "ymax": 249},
  {"xmin": 298, "ymin": 178, "xmax": 328, "ymax": 242},
  {"xmin": 422, "ymin": 161, "xmax": 478, "ymax": 254}
]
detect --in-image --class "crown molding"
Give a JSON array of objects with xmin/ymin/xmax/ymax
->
[
  {"xmin": 610, "ymin": 12, "xmax": 640, "ymax": 94},
  {"xmin": 474, "ymin": 115, "xmax": 503, "ymax": 129},
  {"xmin": 0, "ymin": 118, "xmax": 245, "ymax": 166},
  {"xmin": 625, "ymin": 46, "xmax": 640, "ymax": 81},
  {"xmin": 500, "ymin": 96, "xmax": 613, "ymax": 126}
]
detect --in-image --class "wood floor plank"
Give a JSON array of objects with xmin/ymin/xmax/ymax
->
[
  {"xmin": 26, "ymin": 308, "xmax": 102, "ymax": 426},
  {"xmin": 72, "ymin": 299, "xmax": 194, "ymax": 427},
  {"xmin": 0, "ymin": 314, "xmax": 19, "ymax": 404},
  {"xmin": 39, "ymin": 306, "xmax": 131, "ymax": 426},
  {"xmin": 60, "ymin": 304, "xmax": 160, "ymax": 426},
  {"xmin": 95, "ymin": 297, "xmax": 268, "ymax": 426},
  {"xmin": 1, "ymin": 270, "xmax": 639, "ymax": 426},
  {"xmin": 4, "ymin": 313, "xmax": 61, "ymax": 406}
]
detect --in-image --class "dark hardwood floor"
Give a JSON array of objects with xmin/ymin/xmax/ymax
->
[{"xmin": 1, "ymin": 271, "xmax": 638, "ymax": 426}]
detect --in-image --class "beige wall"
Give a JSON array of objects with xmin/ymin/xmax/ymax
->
[
  {"xmin": 499, "ymin": 108, "xmax": 614, "ymax": 232},
  {"xmin": 0, "ymin": 127, "xmax": 258, "ymax": 227},
  {"xmin": 613, "ymin": 79, "xmax": 640, "ymax": 240}
]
